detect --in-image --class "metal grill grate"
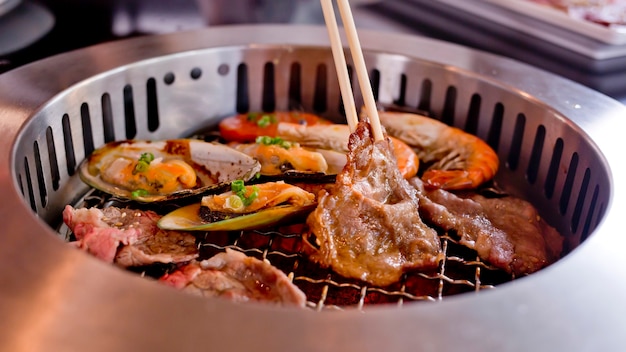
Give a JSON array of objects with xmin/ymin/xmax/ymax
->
[{"xmin": 62, "ymin": 185, "xmax": 514, "ymax": 310}]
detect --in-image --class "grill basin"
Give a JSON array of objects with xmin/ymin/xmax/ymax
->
[{"xmin": 1, "ymin": 25, "xmax": 626, "ymax": 351}]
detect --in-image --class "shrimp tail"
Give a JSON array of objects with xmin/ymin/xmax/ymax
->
[{"xmin": 422, "ymin": 170, "xmax": 484, "ymax": 190}]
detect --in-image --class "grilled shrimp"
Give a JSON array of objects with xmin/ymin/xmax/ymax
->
[
  {"xmin": 276, "ymin": 122, "xmax": 419, "ymax": 179},
  {"xmin": 378, "ymin": 111, "xmax": 499, "ymax": 190}
]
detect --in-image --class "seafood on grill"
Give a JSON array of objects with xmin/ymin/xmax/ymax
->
[
  {"xmin": 65, "ymin": 108, "xmax": 564, "ymax": 302},
  {"xmin": 158, "ymin": 181, "xmax": 316, "ymax": 231},
  {"xmin": 218, "ymin": 111, "xmax": 332, "ymax": 143},
  {"xmin": 159, "ymin": 248, "xmax": 307, "ymax": 307},
  {"xmin": 78, "ymin": 139, "xmax": 261, "ymax": 202},
  {"xmin": 303, "ymin": 119, "xmax": 443, "ymax": 287},
  {"xmin": 378, "ymin": 110, "xmax": 499, "ymax": 190},
  {"xmin": 230, "ymin": 138, "xmax": 339, "ymax": 179},
  {"xmin": 62, "ymin": 205, "xmax": 199, "ymax": 267},
  {"xmin": 276, "ymin": 122, "xmax": 420, "ymax": 179},
  {"xmin": 411, "ymin": 178, "xmax": 564, "ymax": 276}
]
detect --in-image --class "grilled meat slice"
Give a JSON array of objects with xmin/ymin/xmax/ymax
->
[
  {"xmin": 114, "ymin": 229, "xmax": 198, "ymax": 268},
  {"xmin": 159, "ymin": 249, "xmax": 306, "ymax": 307},
  {"xmin": 63, "ymin": 205, "xmax": 198, "ymax": 267},
  {"xmin": 304, "ymin": 120, "xmax": 443, "ymax": 287},
  {"xmin": 411, "ymin": 178, "xmax": 563, "ymax": 275}
]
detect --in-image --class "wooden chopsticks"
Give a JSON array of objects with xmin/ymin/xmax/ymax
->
[{"xmin": 320, "ymin": 0, "xmax": 384, "ymax": 141}]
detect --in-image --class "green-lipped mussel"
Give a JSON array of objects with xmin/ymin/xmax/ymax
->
[
  {"xmin": 229, "ymin": 140, "xmax": 342, "ymax": 183},
  {"xmin": 158, "ymin": 181, "xmax": 317, "ymax": 231},
  {"xmin": 78, "ymin": 139, "xmax": 261, "ymax": 203}
]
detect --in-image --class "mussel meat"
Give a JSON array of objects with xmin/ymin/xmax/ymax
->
[
  {"xmin": 158, "ymin": 181, "xmax": 316, "ymax": 231},
  {"xmin": 230, "ymin": 136, "xmax": 340, "ymax": 183},
  {"xmin": 79, "ymin": 139, "xmax": 261, "ymax": 202}
]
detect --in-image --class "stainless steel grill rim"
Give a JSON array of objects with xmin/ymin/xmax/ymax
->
[{"xmin": 1, "ymin": 25, "xmax": 626, "ymax": 351}]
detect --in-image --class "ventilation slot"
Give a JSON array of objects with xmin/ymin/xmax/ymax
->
[
  {"xmin": 559, "ymin": 152, "xmax": 579, "ymax": 215},
  {"xmin": 418, "ymin": 79, "xmax": 432, "ymax": 113},
  {"xmin": 313, "ymin": 64, "xmax": 328, "ymax": 113},
  {"xmin": 288, "ymin": 63, "xmax": 302, "ymax": 110},
  {"xmin": 370, "ymin": 68, "xmax": 380, "ymax": 101},
  {"xmin": 101, "ymin": 93, "xmax": 115, "ymax": 143},
  {"xmin": 486, "ymin": 103, "xmax": 504, "ymax": 153},
  {"xmin": 146, "ymin": 78, "xmax": 159, "ymax": 132},
  {"xmin": 526, "ymin": 125, "xmax": 546, "ymax": 184},
  {"xmin": 17, "ymin": 172, "xmax": 24, "ymax": 197},
  {"xmin": 46, "ymin": 127, "xmax": 60, "ymax": 191},
  {"xmin": 81, "ymin": 103, "xmax": 94, "ymax": 156},
  {"xmin": 337, "ymin": 65, "xmax": 354, "ymax": 117},
  {"xmin": 393, "ymin": 74, "xmax": 408, "ymax": 107},
  {"xmin": 62, "ymin": 114, "xmax": 76, "ymax": 176},
  {"xmin": 24, "ymin": 157, "xmax": 36, "ymax": 211},
  {"xmin": 217, "ymin": 64, "xmax": 229, "ymax": 77},
  {"xmin": 464, "ymin": 94, "xmax": 481, "ymax": 135},
  {"xmin": 236, "ymin": 63, "xmax": 249, "ymax": 113},
  {"xmin": 544, "ymin": 138, "xmax": 564, "ymax": 199},
  {"xmin": 262, "ymin": 62, "xmax": 276, "ymax": 112},
  {"xmin": 581, "ymin": 185, "xmax": 600, "ymax": 241},
  {"xmin": 123, "ymin": 85, "xmax": 137, "ymax": 139},
  {"xmin": 441, "ymin": 86, "xmax": 457, "ymax": 125},
  {"xmin": 571, "ymin": 168, "xmax": 590, "ymax": 233},
  {"xmin": 506, "ymin": 113, "xmax": 525, "ymax": 171},
  {"xmin": 33, "ymin": 141, "xmax": 47, "ymax": 208},
  {"xmin": 190, "ymin": 67, "xmax": 202, "ymax": 80},
  {"xmin": 163, "ymin": 72, "xmax": 175, "ymax": 85}
]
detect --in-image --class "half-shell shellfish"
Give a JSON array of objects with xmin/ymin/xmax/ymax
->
[{"xmin": 79, "ymin": 139, "xmax": 261, "ymax": 202}]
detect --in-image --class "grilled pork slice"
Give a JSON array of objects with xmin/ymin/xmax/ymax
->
[
  {"xmin": 411, "ymin": 178, "xmax": 564, "ymax": 276},
  {"xmin": 63, "ymin": 205, "xmax": 198, "ymax": 267},
  {"xmin": 304, "ymin": 120, "xmax": 443, "ymax": 287},
  {"xmin": 159, "ymin": 249, "xmax": 306, "ymax": 307}
]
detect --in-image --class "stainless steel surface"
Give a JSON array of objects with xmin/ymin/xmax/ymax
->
[{"xmin": 1, "ymin": 25, "xmax": 626, "ymax": 351}]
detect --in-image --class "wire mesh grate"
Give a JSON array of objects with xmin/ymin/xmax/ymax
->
[{"xmin": 60, "ymin": 186, "xmax": 515, "ymax": 311}]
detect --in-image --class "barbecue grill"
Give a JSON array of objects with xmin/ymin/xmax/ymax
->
[{"xmin": 1, "ymin": 25, "xmax": 626, "ymax": 351}]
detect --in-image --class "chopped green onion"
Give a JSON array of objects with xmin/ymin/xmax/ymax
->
[
  {"xmin": 131, "ymin": 189, "xmax": 149, "ymax": 198},
  {"xmin": 229, "ymin": 180, "xmax": 259, "ymax": 208},
  {"xmin": 133, "ymin": 152, "xmax": 155, "ymax": 174},
  {"xmin": 225, "ymin": 194, "xmax": 244, "ymax": 211},
  {"xmin": 231, "ymin": 179, "xmax": 245, "ymax": 194},
  {"xmin": 134, "ymin": 161, "xmax": 149, "ymax": 174},
  {"xmin": 243, "ymin": 186, "xmax": 259, "ymax": 206},
  {"xmin": 256, "ymin": 114, "xmax": 276, "ymax": 128},
  {"xmin": 246, "ymin": 112, "xmax": 259, "ymax": 121},
  {"xmin": 139, "ymin": 152, "xmax": 155, "ymax": 163},
  {"xmin": 255, "ymin": 136, "xmax": 291, "ymax": 149}
]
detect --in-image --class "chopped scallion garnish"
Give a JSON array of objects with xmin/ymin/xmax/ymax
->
[
  {"xmin": 133, "ymin": 152, "xmax": 155, "ymax": 174},
  {"xmin": 131, "ymin": 189, "xmax": 149, "ymax": 198},
  {"xmin": 255, "ymin": 136, "xmax": 291, "ymax": 149},
  {"xmin": 256, "ymin": 114, "xmax": 276, "ymax": 128},
  {"xmin": 243, "ymin": 186, "xmax": 259, "ymax": 206},
  {"xmin": 246, "ymin": 112, "xmax": 259, "ymax": 121},
  {"xmin": 230, "ymin": 180, "xmax": 259, "ymax": 207}
]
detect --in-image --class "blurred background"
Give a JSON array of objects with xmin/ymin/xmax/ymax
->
[
  {"xmin": 0, "ymin": 0, "xmax": 403, "ymax": 73},
  {"xmin": 2, "ymin": 0, "xmax": 626, "ymax": 102}
]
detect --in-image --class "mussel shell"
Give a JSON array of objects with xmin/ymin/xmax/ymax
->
[
  {"xmin": 79, "ymin": 139, "xmax": 261, "ymax": 203},
  {"xmin": 262, "ymin": 171, "xmax": 336, "ymax": 184},
  {"xmin": 157, "ymin": 203, "xmax": 316, "ymax": 231}
]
